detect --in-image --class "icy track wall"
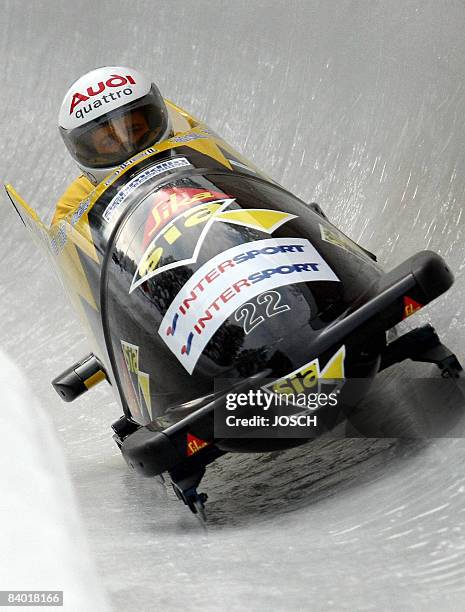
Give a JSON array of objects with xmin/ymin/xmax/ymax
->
[
  {"xmin": 1, "ymin": 1, "xmax": 465, "ymax": 611},
  {"xmin": 0, "ymin": 352, "xmax": 111, "ymax": 612}
]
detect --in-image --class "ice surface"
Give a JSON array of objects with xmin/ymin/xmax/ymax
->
[
  {"xmin": 0, "ymin": 351, "xmax": 111, "ymax": 611},
  {"xmin": 1, "ymin": 1, "xmax": 465, "ymax": 610}
]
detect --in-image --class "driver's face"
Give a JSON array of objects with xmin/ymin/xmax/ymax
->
[{"xmin": 91, "ymin": 111, "xmax": 150, "ymax": 154}]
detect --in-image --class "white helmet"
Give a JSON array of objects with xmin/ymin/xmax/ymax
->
[{"xmin": 58, "ymin": 66, "xmax": 172, "ymax": 185}]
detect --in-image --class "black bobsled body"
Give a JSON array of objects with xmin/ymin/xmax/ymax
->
[
  {"xmin": 102, "ymin": 166, "xmax": 383, "ymax": 430},
  {"xmin": 7, "ymin": 115, "xmax": 461, "ymax": 519}
]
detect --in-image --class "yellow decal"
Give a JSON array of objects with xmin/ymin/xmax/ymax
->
[
  {"xmin": 183, "ymin": 136, "xmax": 232, "ymax": 170},
  {"xmin": 84, "ymin": 370, "xmax": 106, "ymax": 389},
  {"xmin": 131, "ymin": 201, "xmax": 297, "ymax": 292},
  {"xmin": 264, "ymin": 345, "xmax": 346, "ymax": 396},
  {"xmin": 214, "ymin": 209, "xmax": 296, "ymax": 233},
  {"xmin": 121, "ymin": 341, "xmax": 152, "ymax": 420},
  {"xmin": 138, "ymin": 371, "xmax": 151, "ymax": 414},
  {"xmin": 122, "ymin": 341, "xmax": 139, "ymax": 374}
]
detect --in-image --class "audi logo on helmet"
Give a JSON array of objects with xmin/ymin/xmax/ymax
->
[
  {"xmin": 69, "ymin": 74, "xmax": 137, "ymax": 114},
  {"xmin": 58, "ymin": 66, "xmax": 171, "ymax": 186},
  {"xmin": 58, "ymin": 67, "xmax": 153, "ymax": 131}
]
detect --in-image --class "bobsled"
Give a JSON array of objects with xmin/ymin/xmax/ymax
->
[{"xmin": 5, "ymin": 100, "xmax": 462, "ymax": 519}]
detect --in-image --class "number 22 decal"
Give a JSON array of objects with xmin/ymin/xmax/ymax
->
[{"xmin": 235, "ymin": 290, "xmax": 290, "ymax": 335}]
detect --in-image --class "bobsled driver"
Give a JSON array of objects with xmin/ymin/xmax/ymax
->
[{"xmin": 52, "ymin": 65, "xmax": 191, "ymax": 225}]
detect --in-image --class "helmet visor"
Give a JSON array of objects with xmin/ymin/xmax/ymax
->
[{"xmin": 60, "ymin": 85, "xmax": 169, "ymax": 169}]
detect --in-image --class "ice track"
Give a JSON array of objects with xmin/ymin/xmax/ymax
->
[{"xmin": 1, "ymin": 1, "xmax": 465, "ymax": 610}]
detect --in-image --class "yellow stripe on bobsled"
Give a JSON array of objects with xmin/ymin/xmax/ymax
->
[
  {"xmin": 215, "ymin": 209, "xmax": 297, "ymax": 233},
  {"xmin": 4, "ymin": 183, "xmax": 98, "ymax": 320},
  {"xmin": 5, "ymin": 184, "xmax": 51, "ymax": 254}
]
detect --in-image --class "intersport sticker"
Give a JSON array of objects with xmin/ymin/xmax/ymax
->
[{"xmin": 159, "ymin": 237, "xmax": 339, "ymax": 373}]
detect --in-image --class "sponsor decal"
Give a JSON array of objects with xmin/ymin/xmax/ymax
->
[
  {"xmin": 235, "ymin": 290, "xmax": 290, "ymax": 334},
  {"xmin": 169, "ymin": 132, "xmax": 209, "ymax": 144},
  {"xmin": 262, "ymin": 345, "xmax": 346, "ymax": 395},
  {"xmin": 319, "ymin": 224, "xmax": 368, "ymax": 259},
  {"xmin": 142, "ymin": 187, "xmax": 229, "ymax": 246},
  {"xmin": 159, "ymin": 238, "xmax": 339, "ymax": 373},
  {"xmin": 101, "ymin": 128, "xmax": 210, "ymax": 185},
  {"xmin": 103, "ymin": 147, "xmax": 158, "ymax": 187},
  {"xmin": 49, "ymin": 221, "xmax": 67, "ymax": 256},
  {"xmin": 49, "ymin": 195, "xmax": 94, "ymax": 256},
  {"xmin": 403, "ymin": 296, "xmax": 422, "ymax": 319},
  {"xmin": 121, "ymin": 340, "xmax": 152, "ymax": 420},
  {"xmin": 131, "ymin": 201, "xmax": 297, "ymax": 293},
  {"xmin": 70, "ymin": 196, "xmax": 92, "ymax": 226},
  {"xmin": 186, "ymin": 433, "xmax": 210, "ymax": 456},
  {"xmin": 70, "ymin": 73, "xmax": 136, "ymax": 116},
  {"xmin": 102, "ymin": 157, "xmax": 191, "ymax": 222}
]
